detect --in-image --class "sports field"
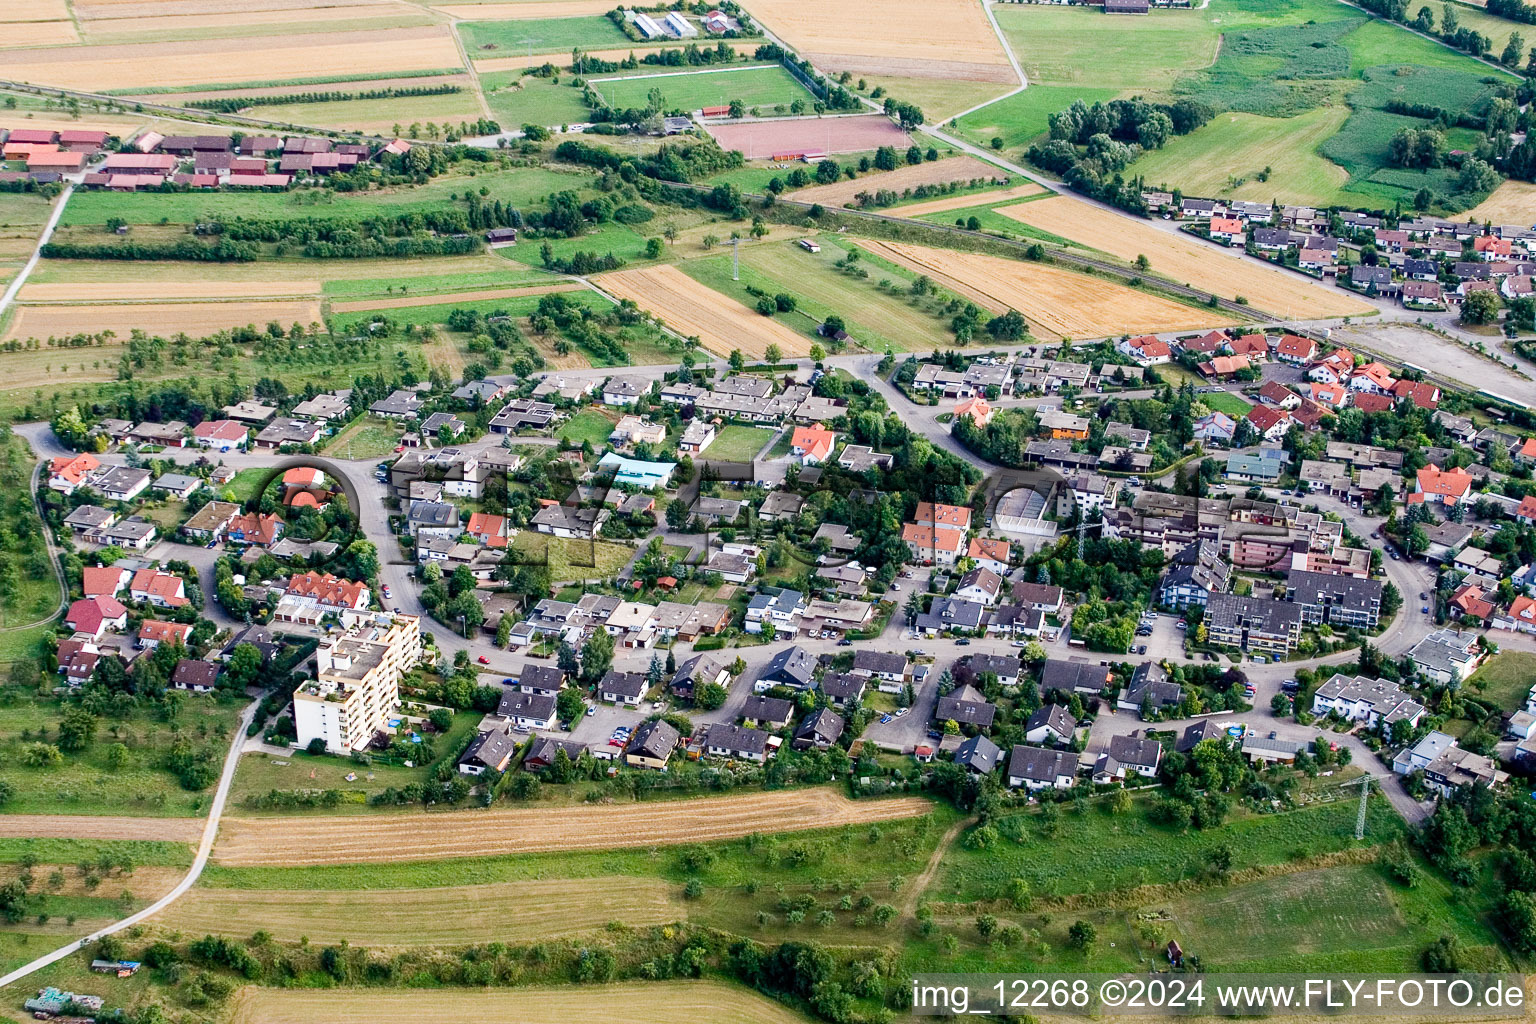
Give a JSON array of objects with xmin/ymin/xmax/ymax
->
[
  {"xmin": 213, "ymin": 790, "xmax": 931, "ymax": 864},
  {"xmin": 1128, "ymin": 107, "xmax": 1353, "ymax": 208},
  {"xmin": 158, "ymin": 876, "xmax": 677, "ymax": 945},
  {"xmin": 856, "ymin": 239, "xmax": 1236, "ymax": 339},
  {"xmin": 596, "ymin": 264, "xmax": 812, "ymax": 359},
  {"xmin": 590, "ymin": 65, "xmax": 811, "ymax": 114},
  {"xmin": 995, "ymin": 197, "xmax": 1375, "ymax": 318},
  {"xmin": 226, "ymin": 981, "xmax": 812, "ymax": 1024}
]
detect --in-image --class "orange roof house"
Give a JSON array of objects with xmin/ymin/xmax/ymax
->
[
  {"xmin": 227, "ymin": 511, "xmax": 282, "ymax": 546},
  {"xmin": 48, "ymin": 453, "xmax": 100, "ymax": 492},
  {"xmin": 1389, "ymin": 379, "xmax": 1440, "ymax": 410},
  {"xmin": 284, "ymin": 571, "xmax": 369, "ymax": 609},
  {"xmin": 139, "ymin": 619, "xmax": 192, "ymax": 647},
  {"xmin": 1228, "ymin": 334, "xmax": 1268, "ymax": 359},
  {"xmin": 790, "ymin": 424, "xmax": 836, "ymax": 465},
  {"xmin": 466, "ymin": 512, "xmax": 509, "ymax": 547},
  {"xmin": 1409, "ymin": 464, "xmax": 1474, "ymax": 506},
  {"xmin": 902, "ymin": 523, "xmax": 965, "ymax": 562},
  {"xmin": 954, "ymin": 395, "xmax": 993, "ymax": 426},
  {"xmin": 1506, "ymin": 594, "xmax": 1536, "ymax": 629},
  {"xmin": 1309, "ymin": 382, "xmax": 1348, "ymax": 408},
  {"xmin": 282, "ymin": 467, "xmax": 324, "ymax": 488},
  {"xmin": 130, "ymin": 568, "xmax": 189, "ymax": 608},
  {"xmin": 1451, "ymin": 584, "xmax": 1495, "ymax": 621},
  {"xmin": 1275, "ymin": 333, "xmax": 1318, "ymax": 364},
  {"xmin": 968, "ymin": 536, "xmax": 1011, "ymax": 568},
  {"xmin": 81, "ymin": 566, "xmax": 129, "ymax": 598},
  {"xmin": 915, "ymin": 501, "xmax": 972, "ymax": 530},
  {"xmin": 1517, "ymin": 494, "xmax": 1536, "ymax": 523}
]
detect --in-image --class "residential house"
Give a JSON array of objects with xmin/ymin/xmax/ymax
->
[
  {"xmin": 703, "ymin": 722, "xmax": 769, "ymax": 761},
  {"xmin": 495, "ymin": 690, "xmax": 557, "ymax": 730},
  {"xmin": 47, "ymin": 453, "xmax": 100, "ymax": 495},
  {"xmin": 138, "ymin": 619, "xmax": 192, "ymax": 650},
  {"xmin": 1159, "ymin": 539, "xmax": 1231, "ymax": 609},
  {"xmin": 1024, "ymin": 704, "xmax": 1076, "ymax": 746},
  {"xmin": 64, "ymin": 596, "xmax": 127, "ymax": 639},
  {"xmin": 1204, "ymin": 593, "xmax": 1303, "ymax": 655},
  {"xmin": 129, "ymin": 569, "xmax": 188, "ymax": 609},
  {"xmin": 915, "ymin": 597, "xmax": 986, "ymax": 636},
  {"xmin": 192, "ymin": 419, "xmax": 249, "ymax": 451},
  {"xmin": 1006, "ymin": 744, "xmax": 1077, "ymax": 791},
  {"xmin": 1285, "ymin": 569, "xmax": 1382, "ymax": 630},
  {"xmin": 758, "ymin": 645, "xmax": 816, "ymax": 691},
  {"xmin": 793, "ymin": 708, "xmax": 844, "ymax": 751},
  {"xmin": 1118, "ymin": 662, "xmax": 1184, "ymax": 716},
  {"xmin": 934, "ymin": 683, "xmax": 996, "ymax": 729},
  {"xmin": 1312, "ymin": 673, "xmax": 1425, "ymax": 729},
  {"xmin": 457, "ymin": 726, "xmax": 518, "ymax": 775},
  {"xmin": 953, "ymin": 733, "xmax": 1002, "ymax": 774},
  {"xmin": 790, "ymin": 424, "xmax": 836, "ymax": 465},
  {"xmin": 1107, "ymin": 732, "xmax": 1162, "ymax": 777},
  {"xmin": 1040, "ymin": 659, "xmax": 1111, "ymax": 696},
  {"xmin": 598, "ymin": 669, "xmax": 647, "ymax": 706},
  {"xmin": 745, "ymin": 586, "xmax": 807, "ymax": 635},
  {"xmin": 954, "ymin": 566, "xmax": 1004, "ymax": 606},
  {"xmin": 741, "ymin": 695, "xmax": 794, "ymax": 729},
  {"xmin": 626, "ymin": 719, "xmax": 680, "ymax": 770},
  {"xmin": 1407, "ymin": 629, "xmax": 1482, "ymax": 686}
]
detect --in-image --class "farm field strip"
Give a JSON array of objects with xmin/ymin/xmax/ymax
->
[
  {"xmin": 29, "ymin": 254, "xmax": 521, "ymax": 286},
  {"xmin": 744, "ymin": 0, "xmax": 1011, "ymax": 77},
  {"xmin": 226, "ymin": 981, "xmax": 812, "ymax": 1024},
  {"xmin": 0, "ymin": 815, "xmax": 203, "ymax": 842},
  {"xmin": 117, "ymin": 73, "xmax": 477, "ymax": 104},
  {"xmin": 214, "ymin": 791, "xmax": 931, "ymax": 864},
  {"xmin": 1462, "ymin": 179, "xmax": 1536, "ymax": 224},
  {"xmin": 855, "ymin": 239, "xmax": 1236, "ymax": 339},
  {"xmin": 784, "ymin": 155, "xmax": 1009, "ymax": 207},
  {"xmin": 0, "ymin": 21, "xmax": 81, "ymax": 46},
  {"xmin": 158, "ymin": 877, "xmax": 677, "ymax": 945},
  {"xmin": 0, "ymin": 26, "xmax": 464, "ymax": 91},
  {"xmin": 704, "ymin": 115, "xmax": 911, "ymax": 159},
  {"xmin": 994, "ymin": 197, "xmax": 1375, "ymax": 318},
  {"xmin": 327, "ymin": 282, "xmax": 578, "ymax": 312},
  {"xmin": 475, "ymin": 43, "xmax": 757, "ymax": 73},
  {"xmin": 595, "ymin": 264, "xmax": 811, "ymax": 360},
  {"xmin": 80, "ymin": 6, "xmax": 438, "ymax": 42},
  {"xmin": 2, "ymin": 299, "xmax": 324, "ymax": 341},
  {"xmin": 433, "ymin": 0, "xmax": 621, "ymax": 17},
  {"xmin": 18, "ymin": 281, "xmax": 322, "ymax": 302},
  {"xmin": 881, "ymin": 180, "xmax": 1049, "ymax": 218}
]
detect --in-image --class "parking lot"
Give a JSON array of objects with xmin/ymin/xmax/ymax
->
[{"xmin": 567, "ymin": 701, "xmax": 650, "ymax": 748}]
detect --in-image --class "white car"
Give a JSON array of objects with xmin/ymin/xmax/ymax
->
[{"xmin": 1012, "ymin": 640, "xmax": 1027, "ymax": 648}]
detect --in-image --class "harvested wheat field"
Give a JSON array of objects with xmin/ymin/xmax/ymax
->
[
  {"xmin": 19, "ymin": 281, "xmax": 320, "ymax": 302},
  {"xmin": 0, "ymin": 27, "xmax": 463, "ymax": 91},
  {"xmin": 0, "ymin": 814, "xmax": 203, "ymax": 842},
  {"xmin": 893, "ymin": 181, "xmax": 1049, "ymax": 218},
  {"xmin": 81, "ymin": 5, "xmax": 436, "ymax": 42},
  {"xmin": 12, "ymin": 0, "xmax": 72, "ymax": 18},
  {"xmin": 746, "ymin": 0, "xmax": 1012, "ymax": 82},
  {"xmin": 160, "ymin": 877, "xmax": 676, "ymax": 946},
  {"xmin": 228, "ymin": 981, "xmax": 810, "ymax": 1024},
  {"xmin": 859, "ymin": 239, "xmax": 1235, "ymax": 339},
  {"xmin": 0, "ymin": 21, "xmax": 81, "ymax": 47},
  {"xmin": 215, "ymin": 791, "xmax": 930, "ymax": 865},
  {"xmin": 998, "ymin": 197, "xmax": 1374, "ymax": 319},
  {"xmin": 786, "ymin": 155, "xmax": 1008, "ymax": 207},
  {"xmin": 1463, "ymin": 180, "xmax": 1536, "ymax": 225},
  {"xmin": 595, "ymin": 264, "xmax": 811, "ymax": 360},
  {"xmin": 31, "ymin": 863, "xmax": 183, "ymax": 900},
  {"xmin": 433, "ymin": 0, "xmax": 622, "ymax": 17},
  {"xmin": 4, "ymin": 298, "xmax": 324, "ymax": 341},
  {"xmin": 329, "ymin": 282, "xmax": 578, "ymax": 313}
]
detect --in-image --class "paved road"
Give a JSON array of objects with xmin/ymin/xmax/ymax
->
[
  {"xmin": 0, "ymin": 183, "xmax": 70, "ymax": 322},
  {"xmin": 0, "ymin": 697, "xmax": 261, "ymax": 992}
]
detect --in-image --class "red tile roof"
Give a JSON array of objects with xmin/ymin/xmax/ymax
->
[{"xmin": 915, "ymin": 501, "xmax": 972, "ymax": 529}]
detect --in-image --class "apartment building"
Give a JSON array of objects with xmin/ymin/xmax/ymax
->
[{"xmin": 293, "ymin": 612, "xmax": 422, "ymax": 754}]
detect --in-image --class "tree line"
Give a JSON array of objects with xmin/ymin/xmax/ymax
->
[{"xmin": 187, "ymin": 84, "xmax": 463, "ymax": 114}]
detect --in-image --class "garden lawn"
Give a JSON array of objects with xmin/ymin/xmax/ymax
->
[
  {"xmin": 704, "ymin": 424, "xmax": 775, "ymax": 461},
  {"xmin": 323, "ymin": 416, "xmax": 402, "ymax": 460},
  {"xmin": 590, "ymin": 65, "xmax": 813, "ymax": 114},
  {"xmin": 1462, "ymin": 651, "xmax": 1536, "ymax": 713},
  {"xmin": 1200, "ymin": 390, "xmax": 1253, "ymax": 418},
  {"xmin": 459, "ymin": 16, "xmax": 635, "ymax": 58},
  {"xmin": 222, "ymin": 467, "xmax": 272, "ymax": 502},
  {"xmin": 558, "ymin": 407, "xmax": 618, "ymax": 446}
]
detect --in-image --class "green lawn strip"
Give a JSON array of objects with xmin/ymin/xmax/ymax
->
[
  {"xmin": 321, "ymin": 268, "xmax": 559, "ymax": 298},
  {"xmin": 915, "ymin": 204, "xmax": 1085, "ymax": 248},
  {"xmin": 103, "ymin": 69, "xmax": 464, "ymax": 96},
  {"xmin": 0, "ymin": 838, "xmax": 193, "ymax": 869},
  {"xmin": 482, "ymin": 71, "xmax": 597, "ymax": 128},
  {"xmin": 333, "ymin": 289, "xmax": 611, "ymax": 329}
]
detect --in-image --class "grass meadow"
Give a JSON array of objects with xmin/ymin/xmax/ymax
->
[
  {"xmin": 557, "ymin": 407, "xmax": 620, "ymax": 446},
  {"xmin": 459, "ymin": 16, "xmax": 635, "ymax": 58},
  {"xmin": 589, "ymin": 65, "xmax": 812, "ymax": 114},
  {"xmin": 482, "ymin": 71, "xmax": 596, "ymax": 128},
  {"xmin": 703, "ymin": 424, "xmax": 775, "ymax": 461}
]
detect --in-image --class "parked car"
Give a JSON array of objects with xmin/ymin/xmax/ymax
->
[
  {"xmin": 477, "ymin": 655, "xmax": 490, "ymax": 664},
  {"xmin": 955, "ymin": 638, "xmax": 971, "ymax": 646},
  {"xmin": 382, "ymin": 585, "xmax": 392, "ymax": 599},
  {"xmin": 585, "ymin": 706, "xmax": 596, "ymax": 716},
  {"xmin": 837, "ymin": 638, "xmax": 853, "ymax": 646}
]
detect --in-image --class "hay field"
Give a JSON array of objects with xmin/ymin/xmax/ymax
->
[
  {"xmin": 596, "ymin": 264, "xmax": 811, "ymax": 359},
  {"xmin": 785, "ymin": 155, "xmax": 1005, "ymax": 207},
  {"xmin": 27, "ymin": 254, "xmax": 517, "ymax": 286},
  {"xmin": 996, "ymin": 197, "xmax": 1375, "ymax": 318},
  {"xmin": 4, "ymin": 298, "xmax": 324, "ymax": 341},
  {"xmin": 0, "ymin": 814, "xmax": 203, "ymax": 842},
  {"xmin": 158, "ymin": 877, "xmax": 676, "ymax": 945},
  {"xmin": 0, "ymin": 21, "xmax": 81, "ymax": 47},
  {"xmin": 858, "ymin": 240, "xmax": 1236, "ymax": 339},
  {"xmin": 887, "ymin": 180, "xmax": 1048, "ymax": 218},
  {"xmin": 0, "ymin": 26, "xmax": 463, "ymax": 91},
  {"xmin": 214, "ymin": 791, "xmax": 930, "ymax": 865},
  {"xmin": 80, "ymin": 4, "xmax": 437, "ymax": 42},
  {"xmin": 330, "ymin": 282, "xmax": 578, "ymax": 312},
  {"xmin": 227, "ymin": 981, "xmax": 811, "ymax": 1024},
  {"xmin": 744, "ymin": 0, "xmax": 1013, "ymax": 82},
  {"xmin": 1463, "ymin": 179, "xmax": 1536, "ymax": 225}
]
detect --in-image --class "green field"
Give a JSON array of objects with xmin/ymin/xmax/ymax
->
[
  {"xmin": 334, "ymin": 289, "xmax": 611, "ymax": 329},
  {"xmin": 705, "ymin": 423, "xmax": 775, "ymax": 461},
  {"xmin": 558, "ymin": 407, "xmax": 619, "ymax": 446},
  {"xmin": 1129, "ymin": 107, "xmax": 1352, "ymax": 207},
  {"xmin": 59, "ymin": 166, "xmax": 596, "ymax": 226},
  {"xmin": 482, "ymin": 71, "xmax": 596, "ymax": 129},
  {"xmin": 495, "ymin": 220, "xmax": 650, "ymax": 269},
  {"xmin": 239, "ymin": 90, "xmax": 485, "ymax": 134},
  {"xmin": 679, "ymin": 235, "xmax": 958, "ymax": 353},
  {"xmin": 590, "ymin": 65, "xmax": 812, "ymax": 114},
  {"xmin": 321, "ymin": 267, "xmax": 557, "ymax": 298},
  {"xmin": 459, "ymin": 16, "xmax": 635, "ymax": 58}
]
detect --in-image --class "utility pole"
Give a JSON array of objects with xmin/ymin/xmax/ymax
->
[
  {"xmin": 1354, "ymin": 775, "xmax": 1371, "ymax": 840},
  {"xmin": 729, "ymin": 236, "xmax": 741, "ymax": 280}
]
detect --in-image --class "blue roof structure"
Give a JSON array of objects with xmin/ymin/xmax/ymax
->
[{"xmin": 597, "ymin": 452, "xmax": 676, "ymax": 489}]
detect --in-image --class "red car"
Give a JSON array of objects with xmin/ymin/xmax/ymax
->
[{"xmin": 477, "ymin": 655, "xmax": 490, "ymax": 664}]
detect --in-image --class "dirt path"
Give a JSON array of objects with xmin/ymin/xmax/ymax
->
[{"xmin": 900, "ymin": 816, "xmax": 969, "ymax": 923}]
